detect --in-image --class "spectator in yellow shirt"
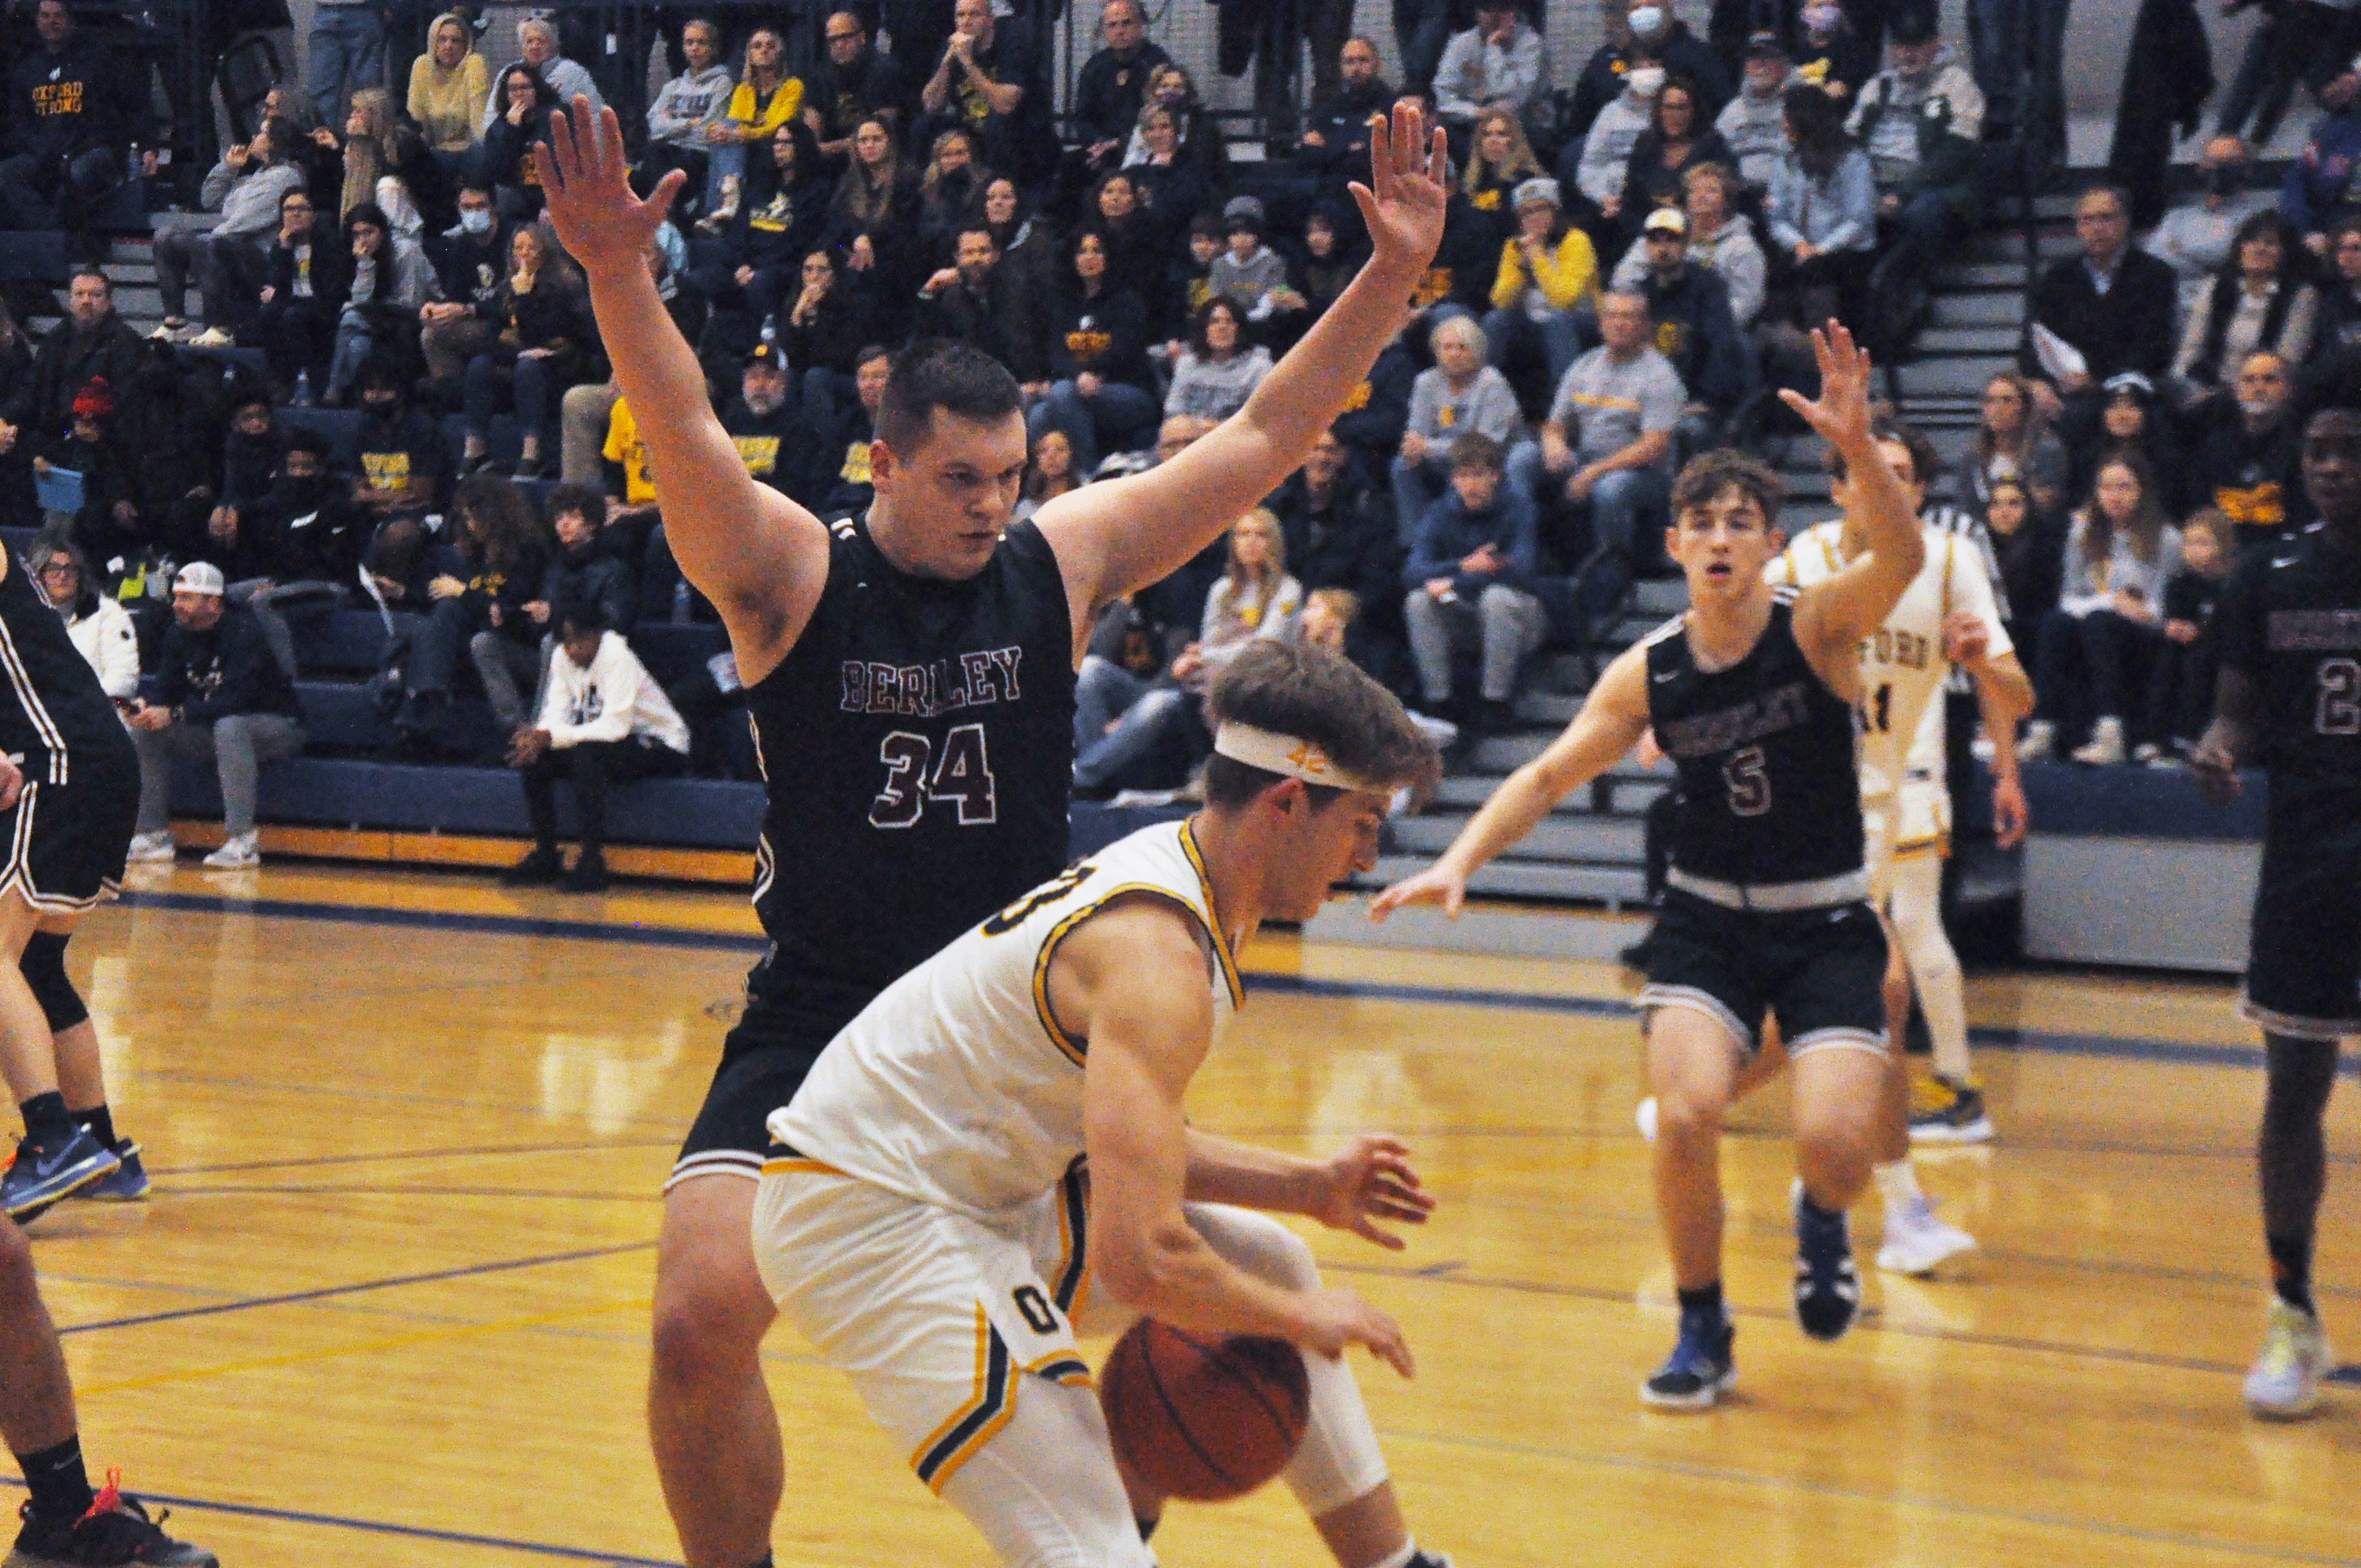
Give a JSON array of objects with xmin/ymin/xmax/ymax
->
[
  {"xmin": 700, "ymin": 29, "xmax": 806, "ymax": 230},
  {"xmin": 1483, "ymin": 177, "xmax": 1601, "ymax": 410}
]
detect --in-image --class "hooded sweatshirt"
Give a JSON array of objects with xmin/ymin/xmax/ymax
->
[
  {"xmin": 409, "ymin": 13, "xmax": 491, "ymax": 153},
  {"xmin": 648, "ymin": 64, "xmax": 736, "ymax": 150}
]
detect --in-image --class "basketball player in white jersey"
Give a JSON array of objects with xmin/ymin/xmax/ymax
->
[
  {"xmin": 755, "ymin": 641, "xmax": 1453, "ymax": 1568},
  {"xmin": 1767, "ymin": 431, "xmax": 2033, "ymax": 1273}
]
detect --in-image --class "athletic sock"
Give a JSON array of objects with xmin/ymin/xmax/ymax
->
[
  {"xmin": 1135, "ymin": 1516, "xmax": 1159, "ymax": 1543},
  {"xmin": 1675, "ymin": 1281, "xmax": 1724, "ymax": 1321},
  {"xmin": 18, "ymin": 1093, "xmax": 74, "ymax": 1149},
  {"xmin": 71, "ymin": 1104, "xmax": 113, "ymax": 1152},
  {"xmin": 2268, "ymin": 1230, "xmax": 2316, "ymax": 1314},
  {"xmin": 1873, "ymin": 1158, "xmax": 1925, "ymax": 1221},
  {"xmin": 1367, "ymin": 1540, "xmax": 1420, "ymax": 1568},
  {"xmin": 15, "ymin": 1434, "xmax": 94, "ymax": 1523}
]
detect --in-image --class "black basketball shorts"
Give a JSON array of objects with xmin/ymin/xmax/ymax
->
[
  {"xmin": 2244, "ymin": 825, "xmax": 2361, "ymax": 1042},
  {"xmin": 1638, "ymin": 888, "xmax": 1890, "ymax": 1058},
  {"xmin": 670, "ymin": 1010, "xmax": 832, "ymax": 1191},
  {"xmin": 0, "ymin": 773, "xmax": 138, "ymax": 917}
]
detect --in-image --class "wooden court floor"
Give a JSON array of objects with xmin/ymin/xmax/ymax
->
[{"xmin": 21, "ymin": 858, "xmax": 2355, "ymax": 1566}]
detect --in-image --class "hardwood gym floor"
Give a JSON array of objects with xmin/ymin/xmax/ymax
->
[{"xmin": 26, "ymin": 859, "xmax": 2355, "ymax": 1565}]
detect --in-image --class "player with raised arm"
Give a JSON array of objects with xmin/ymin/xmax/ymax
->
[
  {"xmin": 1373, "ymin": 326, "xmax": 1923, "ymax": 1409},
  {"xmin": 535, "ymin": 96, "xmax": 1448, "ymax": 1568},
  {"xmin": 2193, "ymin": 406, "xmax": 2361, "ymax": 1420},
  {"xmin": 756, "ymin": 640, "xmax": 1453, "ymax": 1568}
]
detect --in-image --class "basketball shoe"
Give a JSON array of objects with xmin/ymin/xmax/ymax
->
[
  {"xmin": 1792, "ymin": 1179, "xmax": 1860, "ymax": 1341},
  {"xmin": 6, "ymin": 1471, "xmax": 216, "ymax": 1567},
  {"xmin": 1876, "ymin": 1193, "xmax": 1977, "ymax": 1277},
  {"xmin": 1, "ymin": 1130, "xmax": 118, "ymax": 1223},
  {"xmin": 1641, "ymin": 1306, "xmax": 1736, "ymax": 1410},
  {"xmin": 2244, "ymin": 1298, "xmax": 2333, "ymax": 1420},
  {"xmin": 76, "ymin": 1144, "xmax": 148, "ymax": 1204},
  {"xmin": 1908, "ymin": 1075, "xmax": 1994, "ymax": 1144}
]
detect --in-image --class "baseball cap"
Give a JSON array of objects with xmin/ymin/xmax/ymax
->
[
  {"xmin": 1643, "ymin": 206, "xmax": 1688, "ymax": 236},
  {"xmin": 1221, "ymin": 194, "xmax": 1266, "ymax": 232},
  {"xmin": 1743, "ymin": 30, "xmax": 1788, "ymax": 62},
  {"xmin": 1512, "ymin": 176, "xmax": 1561, "ymax": 210},
  {"xmin": 173, "ymin": 562, "xmax": 226, "ymax": 597},
  {"xmin": 745, "ymin": 342, "xmax": 786, "ymax": 373}
]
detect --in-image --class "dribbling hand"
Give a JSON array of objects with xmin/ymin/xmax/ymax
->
[
  {"xmin": 1310, "ymin": 1134, "xmax": 1435, "ymax": 1250},
  {"xmin": 539, "ymin": 96, "xmax": 689, "ymax": 280},
  {"xmin": 1295, "ymin": 1288, "xmax": 1416, "ymax": 1378}
]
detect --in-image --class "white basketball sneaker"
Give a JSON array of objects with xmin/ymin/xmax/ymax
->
[
  {"xmin": 1875, "ymin": 1194, "xmax": 1978, "ymax": 1277},
  {"xmin": 2245, "ymin": 1298, "xmax": 2332, "ymax": 1420}
]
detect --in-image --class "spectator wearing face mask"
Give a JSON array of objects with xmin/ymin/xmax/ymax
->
[
  {"xmin": 1571, "ymin": 59, "xmax": 1666, "ymax": 219},
  {"xmin": 1791, "ymin": 0, "xmax": 1880, "ymax": 104},
  {"xmin": 353, "ymin": 356, "xmax": 448, "ymax": 521},
  {"xmin": 421, "ymin": 184, "xmax": 509, "ymax": 394},
  {"xmin": 1623, "ymin": 0, "xmax": 1736, "ymax": 115},
  {"xmin": 2145, "ymin": 137, "xmax": 2283, "ymax": 324},
  {"xmin": 229, "ymin": 428, "xmax": 371, "ymax": 628}
]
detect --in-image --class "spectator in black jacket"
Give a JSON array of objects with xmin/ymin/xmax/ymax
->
[
  {"xmin": 825, "ymin": 118, "xmax": 924, "ymax": 320},
  {"xmin": 803, "ymin": 342, "xmax": 889, "ymax": 519},
  {"xmin": 914, "ymin": 226, "xmax": 1046, "ymax": 385},
  {"xmin": 537, "ymin": 480, "xmax": 636, "ymax": 641},
  {"xmin": 1027, "ymin": 227, "xmax": 1158, "ymax": 473},
  {"xmin": 1626, "ymin": 206, "xmax": 1756, "ymax": 443},
  {"xmin": 2144, "ymin": 505, "xmax": 2232, "ymax": 761},
  {"xmin": 481, "ymin": 63, "xmax": 565, "ymax": 224},
  {"xmin": 235, "ymin": 428, "xmax": 371, "ymax": 622},
  {"xmin": 113, "ymin": 336, "xmax": 225, "ymax": 563},
  {"xmin": 45, "ymin": 380, "xmax": 138, "ymax": 568},
  {"xmin": 0, "ymin": 1, "xmax": 124, "ymax": 240},
  {"xmin": 1330, "ymin": 315, "xmax": 1421, "ymax": 476},
  {"xmin": 1067, "ymin": 0, "xmax": 1173, "ymax": 189},
  {"xmin": 1979, "ymin": 475, "xmax": 2063, "ymax": 657},
  {"xmin": 2023, "ymin": 183, "xmax": 2180, "ymax": 431},
  {"xmin": 124, "ymin": 562, "xmax": 308, "ymax": 872},
  {"xmin": 781, "ymin": 247, "xmax": 878, "ymax": 417},
  {"xmin": 691, "ymin": 119, "xmax": 831, "ymax": 359},
  {"xmin": 421, "ymin": 184, "xmax": 512, "ymax": 391},
  {"xmin": 26, "ymin": 269, "xmax": 140, "ymax": 456},
  {"xmin": 1272, "ymin": 36, "xmax": 1394, "ymax": 242},
  {"xmin": 462, "ymin": 222, "xmax": 595, "ymax": 479},
  {"xmin": 251, "ymin": 188, "xmax": 352, "ymax": 399},
  {"xmin": 806, "ymin": 13, "xmax": 912, "ymax": 164},
  {"xmin": 0, "ymin": 298, "xmax": 36, "ymax": 526},
  {"xmin": 1266, "ymin": 429, "xmax": 1406, "ymax": 673},
  {"xmin": 2195, "ymin": 350, "xmax": 2306, "ymax": 552},
  {"xmin": 391, "ymin": 472, "xmax": 548, "ymax": 749}
]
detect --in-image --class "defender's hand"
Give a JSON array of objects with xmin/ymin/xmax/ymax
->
[
  {"xmin": 1370, "ymin": 861, "xmax": 1468, "ymax": 921},
  {"xmin": 1350, "ymin": 102, "xmax": 1449, "ymax": 282}
]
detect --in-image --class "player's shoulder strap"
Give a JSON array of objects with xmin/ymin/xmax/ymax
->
[{"xmin": 1638, "ymin": 613, "xmax": 1688, "ymax": 652}]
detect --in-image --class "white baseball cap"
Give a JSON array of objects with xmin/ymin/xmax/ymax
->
[{"xmin": 172, "ymin": 561, "xmax": 226, "ymax": 597}]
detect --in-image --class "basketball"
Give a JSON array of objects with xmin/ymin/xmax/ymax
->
[{"xmin": 1098, "ymin": 1320, "xmax": 1311, "ymax": 1502}]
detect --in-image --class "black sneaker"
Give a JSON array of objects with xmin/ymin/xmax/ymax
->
[
  {"xmin": 1792, "ymin": 1180, "xmax": 1862, "ymax": 1342},
  {"xmin": 1908, "ymin": 1075, "xmax": 1995, "ymax": 1145},
  {"xmin": 2, "ymin": 1130, "xmax": 119, "ymax": 1223},
  {"xmin": 558, "ymin": 850, "xmax": 609, "ymax": 894},
  {"xmin": 7, "ymin": 1474, "xmax": 217, "ymax": 1567},
  {"xmin": 1640, "ymin": 1309, "xmax": 1737, "ymax": 1409},
  {"xmin": 499, "ymin": 845, "xmax": 564, "ymax": 886}
]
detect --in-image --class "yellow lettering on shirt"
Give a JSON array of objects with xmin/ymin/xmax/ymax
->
[
  {"xmin": 361, "ymin": 451, "xmax": 412, "ymax": 493},
  {"xmin": 1471, "ymin": 189, "xmax": 1502, "ymax": 211},
  {"xmin": 1436, "ymin": 405, "xmax": 1457, "ymax": 428},
  {"xmin": 736, "ymin": 434, "xmax": 781, "ymax": 477},
  {"xmin": 1412, "ymin": 266, "xmax": 1453, "ymax": 307},
  {"xmin": 841, "ymin": 440, "xmax": 873, "ymax": 485},
  {"xmin": 30, "ymin": 81, "xmax": 83, "ymax": 116},
  {"xmin": 1064, "ymin": 329, "xmax": 1112, "ymax": 363},
  {"xmin": 2215, "ymin": 482, "xmax": 2285, "ymax": 530}
]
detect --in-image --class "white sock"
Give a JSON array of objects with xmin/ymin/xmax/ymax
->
[
  {"xmin": 1365, "ymin": 1543, "xmax": 1420, "ymax": 1568},
  {"xmin": 1874, "ymin": 1158, "xmax": 1923, "ymax": 1221}
]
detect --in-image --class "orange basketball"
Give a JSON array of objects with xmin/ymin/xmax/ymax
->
[{"xmin": 1098, "ymin": 1320, "xmax": 1310, "ymax": 1502}]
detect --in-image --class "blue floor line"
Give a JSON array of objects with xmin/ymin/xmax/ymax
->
[
  {"xmin": 114, "ymin": 890, "xmax": 2345, "ymax": 1079},
  {"xmin": 58, "ymin": 1239, "xmax": 654, "ymax": 1336},
  {"xmin": 0, "ymin": 1477, "xmax": 679, "ymax": 1565}
]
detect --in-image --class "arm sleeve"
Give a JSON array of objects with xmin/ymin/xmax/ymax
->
[
  {"xmin": 1432, "ymin": 35, "xmax": 1478, "ymax": 119},
  {"xmin": 1576, "ymin": 120, "xmax": 1626, "ymax": 206},
  {"xmin": 1501, "ymin": 34, "xmax": 1545, "ymax": 108},
  {"xmin": 2172, "ymin": 288, "xmax": 2212, "ymax": 381},
  {"xmin": 200, "ymin": 160, "xmax": 237, "ymax": 211},
  {"xmin": 1490, "ymin": 240, "xmax": 1524, "ymax": 310},
  {"xmin": 1540, "ymin": 231, "xmax": 1600, "ymax": 311},
  {"xmin": 1953, "ymin": 540, "xmax": 2013, "ymax": 660},
  {"xmin": 1717, "ymin": 233, "xmax": 1765, "ymax": 328},
  {"xmin": 646, "ymin": 79, "xmax": 693, "ymax": 140},
  {"xmin": 1765, "ymin": 164, "xmax": 1804, "ymax": 253},
  {"xmin": 1404, "ymin": 373, "xmax": 1439, "ymax": 440}
]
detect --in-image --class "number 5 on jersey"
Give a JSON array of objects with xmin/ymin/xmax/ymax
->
[{"xmin": 871, "ymin": 723, "xmax": 999, "ymax": 827}]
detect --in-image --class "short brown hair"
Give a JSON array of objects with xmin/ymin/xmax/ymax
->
[
  {"xmin": 2181, "ymin": 507, "xmax": 2233, "ymax": 552},
  {"xmin": 1825, "ymin": 423, "xmax": 1938, "ymax": 489},
  {"xmin": 1203, "ymin": 640, "xmax": 1439, "ymax": 807},
  {"xmin": 1672, "ymin": 449, "xmax": 1783, "ymax": 521},
  {"xmin": 1449, "ymin": 431, "xmax": 1506, "ymax": 475}
]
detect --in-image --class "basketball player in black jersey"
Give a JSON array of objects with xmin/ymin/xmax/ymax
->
[
  {"xmin": 537, "ymin": 97, "xmax": 1450, "ymax": 1568},
  {"xmin": 1377, "ymin": 326, "xmax": 1924, "ymax": 1409},
  {"xmin": 2194, "ymin": 406, "xmax": 2361, "ymax": 1420},
  {"xmin": 0, "ymin": 552, "xmax": 213, "ymax": 1564}
]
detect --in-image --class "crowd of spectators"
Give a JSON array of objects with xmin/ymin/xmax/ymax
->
[{"xmin": 9, "ymin": 0, "xmax": 2361, "ymax": 864}]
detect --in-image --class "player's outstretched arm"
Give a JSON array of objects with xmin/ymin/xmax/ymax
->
[
  {"xmin": 540, "ymin": 98, "xmax": 828, "ymax": 684},
  {"xmin": 1183, "ymin": 1131, "xmax": 1435, "ymax": 1251},
  {"xmin": 1372, "ymin": 645, "xmax": 1654, "ymax": 920},
  {"xmin": 1033, "ymin": 104, "xmax": 1448, "ymax": 640},
  {"xmin": 1785, "ymin": 324, "xmax": 1924, "ymax": 694},
  {"xmin": 1062, "ymin": 900, "xmax": 1415, "ymax": 1376}
]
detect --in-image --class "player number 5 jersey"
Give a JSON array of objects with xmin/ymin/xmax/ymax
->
[{"xmin": 773, "ymin": 821, "xmax": 1244, "ymax": 1222}]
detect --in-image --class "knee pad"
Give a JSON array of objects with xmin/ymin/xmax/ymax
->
[{"xmin": 19, "ymin": 931, "xmax": 84, "ymax": 1034}]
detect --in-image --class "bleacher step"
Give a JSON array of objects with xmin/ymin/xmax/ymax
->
[
  {"xmin": 1348, "ymin": 855, "xmax": 1651, "ymax": 907},
  {"xmin": 1927, "ymin": 291, "xmax": 2026, "ymax": 328},
  {"xmin": 1915, "ymin": 326, "xmax": 2022, "ymax": 356},
  {"xmin": 1390, "ymin": 814, "xmax": 1645, "ymax": 862}
]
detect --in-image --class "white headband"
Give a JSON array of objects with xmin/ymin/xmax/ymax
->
[{"xmin": 1212, "ymin": 723, "xmax": 1381, "ymax": 793}]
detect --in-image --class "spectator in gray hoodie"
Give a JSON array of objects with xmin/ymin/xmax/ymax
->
[
  {"xmin": 1392, "ymin": 312, "xmax": 1527, "ymax": 541},
  {"xmin": 643, "ymin": 19, "xmax": 735, "ymax": 215},
  {"xmin": 482, "ymin": 18, "xmax": 600, "ymax": 132},
  {"xmin": 154, "ymin": 116, "xmax": 310, "ymax": 335},
  {"xmin": 1162, "ymin": 296, "xmax": 1273, "ymax": 421}
]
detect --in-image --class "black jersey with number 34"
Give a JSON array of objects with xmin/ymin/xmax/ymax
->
[
  {"xmin": 1644, "ymin": 587, "xmax": 1864, "ymax": 886},
  {"xmin": 2215, "ymin": 533, "xmax": 2361, "ymax": 826},
  {"xmin": 740, "ymin": 516, "xmax": 1077, "ymax": 1048}
]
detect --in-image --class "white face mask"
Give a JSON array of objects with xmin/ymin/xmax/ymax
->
[
  {"xmin": 1803, "ymin": 4, "xmax": 1842, "ymax": 32},
  {"xmin": 459, "ymin": 209, "xmax": 494, "ymax": 235},
  {"xmin": 1628, "ymin": 6, "xmax": 1664, "ymax": 35},
  {"xmin": 1625, "ymin": 66, "xmax": 1666, "ymax": 99}
]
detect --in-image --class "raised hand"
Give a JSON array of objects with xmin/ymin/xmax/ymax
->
[
  {"xmin": 1349, "ymin": 101, "xmax": 1449, "ymax": 280},
  {"xmin": 1309, "ymin": 1135, "xmax": 1435, "ymax": 1250},
  {"xmin": 1777, "ymin": 321, "xmax": 1878, "ymax": 453},
  {"xmin": 539, "ymin": 96, "xmax": 689, "ymax": 280}
]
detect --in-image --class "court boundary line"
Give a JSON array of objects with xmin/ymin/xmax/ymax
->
[
  {"xmin": 0, "ymin": 1478, "xmax": 681, "ymax": 1566},
  {"xmin": 57, "ymin": 1240, "xmax": 655, "ymax": 1336},
  {"xmin": 110, "ymin": 891, "xmax": 2340, "ymax": 1077},
  {"xmin": 145, "ymin": 1138, "xmax": 678, "ymax": 1179}
]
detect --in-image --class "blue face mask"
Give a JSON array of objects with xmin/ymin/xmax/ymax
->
[
  {"xmin": 460, "ymin": 209, "xmax": 494, "ymax": 235},
  {"xmin": 1628, "ymin": 6, "xmax": 1664, "ymax": 35}
]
